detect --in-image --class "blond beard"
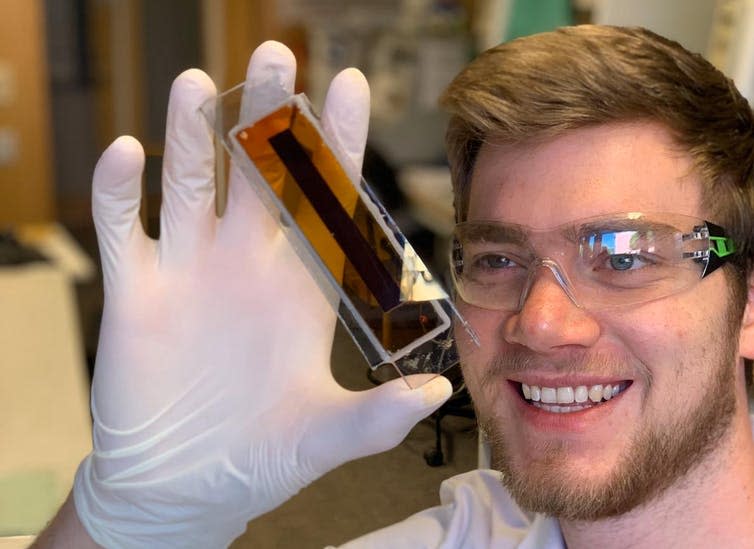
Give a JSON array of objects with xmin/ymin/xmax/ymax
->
[{"xmin": 476, "ymin": 341, "xmax": 738, "ymax": 521}]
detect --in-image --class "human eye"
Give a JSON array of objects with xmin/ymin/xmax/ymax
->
[
  {"xmin": 605, "ymin": 252, "xmax": 655, "ymax": 271},
  {"xmin": 584, "ymin": 248, "xmax": 671, "ymax": 290},
  {"xmin": 464, "ymin": 248, "xmax": 525, "ymax": 282},
  {"xmin": 473, "ymin": 253, "xmax": 518, "ymax": 271},
  {"xmin": 581, "ymin": 228, "xmax": 665, "ymax": 272}
]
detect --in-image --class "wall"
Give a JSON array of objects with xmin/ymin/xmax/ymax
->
[
  {"xmin": 593, "ymin": 0, "xmax": 718, "ymax": 53},
  {"xmin": 0, "ymin": 0, "xmax": 55, "ymax": 225}
]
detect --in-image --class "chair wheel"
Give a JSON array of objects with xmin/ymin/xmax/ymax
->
[{"xmin": 424, "ymin": 448, "xmax": 444, "ymax": 467}]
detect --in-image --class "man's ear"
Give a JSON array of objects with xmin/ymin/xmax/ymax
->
[{"xmin": 739, "ymin": 272, "xmax": 754, "ymax": 359}]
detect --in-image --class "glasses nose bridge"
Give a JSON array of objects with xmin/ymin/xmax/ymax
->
[{"xmin": 517, "ymin": 257, "xmax": 582, "ymax": 310}]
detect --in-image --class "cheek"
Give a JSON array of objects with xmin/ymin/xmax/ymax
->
[
  {"xmin": 609, "ymin": 304, "xmax": 702, "ymax": 385},
  {"xmin": 456, "ymin": 304, "xmax": 507, "ymax": 393},
  {"xmin": 456, "ymin": 304, "xmax": 505, "ymax": 355}
]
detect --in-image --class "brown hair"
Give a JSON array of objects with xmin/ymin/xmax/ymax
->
[{"xmin": 441, "ymin": 25, "xmax": 754, "ymax": 386}]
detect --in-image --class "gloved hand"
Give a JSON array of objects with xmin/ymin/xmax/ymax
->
[{"xmin": 73, "ymin": 41, "xmax": 452, "ymax": 548}]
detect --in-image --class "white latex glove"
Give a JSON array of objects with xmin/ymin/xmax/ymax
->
[{"xmin": 73, "ymin": 41, "xmax": 452, "ymax": 548}]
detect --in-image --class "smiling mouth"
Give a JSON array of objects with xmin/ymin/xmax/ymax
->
[{"xmin": 515, "ymin": 381, "xmax": 632, "ymax": 413}]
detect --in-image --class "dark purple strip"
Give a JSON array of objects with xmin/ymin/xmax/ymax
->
[{"xmin": 268, "ymin": 129, "xmax": 401, "ymax": 312}]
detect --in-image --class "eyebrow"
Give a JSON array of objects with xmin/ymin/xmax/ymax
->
[
  {"xmin": 458, "ymin": 217, "xmax": 683, "ymax": 247},
  {"xmin": 456, "ymin": 222, "xmax": 529, "ymax": 244}
]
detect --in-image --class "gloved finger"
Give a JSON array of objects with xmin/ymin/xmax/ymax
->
[
  {"xmin": 220, "ymin": 41, "xmax": 296, "ymax": 244},
  {"xmin": 303, "ymin": 374, "xmax": 453, "ymax": 473},
  {"xmin": 320, "ymin": 67, "xmax": 370, "ymax": 182},
  {"xmin": 241, "ymin": 40, "xmax": 297, "ymax": 121},
  {"xmin": 159, "ymin": 69, "xmax": 218, "ymax": 266},
  {"xmin": 91, "ymin": 135, "xmax": 149, "ymax": 291}
]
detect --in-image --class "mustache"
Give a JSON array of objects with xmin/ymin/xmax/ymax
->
[{"xmin": 480, "ymin": 348, "xmax": 652, "ymax": 389}]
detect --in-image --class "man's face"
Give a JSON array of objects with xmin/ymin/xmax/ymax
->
[{"xmin": 457, "ymin": 122, "xmax": 740, "ymax": 520}]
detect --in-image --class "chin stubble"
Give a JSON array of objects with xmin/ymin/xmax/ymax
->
[{"xmin": 477, "ymin": 343, "xmax": 738, "ymax": 521}]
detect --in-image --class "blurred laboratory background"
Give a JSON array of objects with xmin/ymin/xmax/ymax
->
[{"xmin": 1, "ymin": 0, "xmax": 752, "ymax": 547}]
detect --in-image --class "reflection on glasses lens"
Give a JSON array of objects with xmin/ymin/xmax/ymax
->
[{"xmin": 451, "ymin": 213, "xmax": 735, "ymax": 311}]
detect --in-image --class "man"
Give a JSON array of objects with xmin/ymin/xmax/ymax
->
[{"xmin": 35, "ymin": 25, "xmax": 754, "ymax": 548}]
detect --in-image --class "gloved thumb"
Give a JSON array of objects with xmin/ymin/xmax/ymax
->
[{"xmin": 303, "ymin": 375, "xmax": 453, "ymax": 474}]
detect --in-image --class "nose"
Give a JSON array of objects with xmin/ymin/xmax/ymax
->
[{"xmin": 502, "ymin": 262, "xmax": 601, "ymax": 352}]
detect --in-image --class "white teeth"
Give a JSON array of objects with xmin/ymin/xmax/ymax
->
[
  {"xmin": 557, "ymin": 386, "xmax": 574, "ymax": 404},
  {"xmin": 589, "ymin": 384, "xmax": 603, "ymax": 403},
  {"xmin": 521, "ymin": 382, "xmax": 628, "ymax": 409},
  {"xmin": 532, "ymin": 402, "xmax": 592, "ymax": 413},
  {"xmin": 541, "ymin": 387, "xmax": 557, "ymax": 404}
]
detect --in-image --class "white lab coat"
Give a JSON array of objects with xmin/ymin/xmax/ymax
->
[
  {"xmin": 335, "ymin": 469, "xmax": 563, "ymax": 549},
  {"xmin": 336, "ymin": 414, "xmax": 754, "ymax": 548}
]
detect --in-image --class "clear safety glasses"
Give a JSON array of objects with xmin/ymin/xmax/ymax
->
[{"xmin": 450, "ymin": 212, "xmax": 737, "ymax": 311}]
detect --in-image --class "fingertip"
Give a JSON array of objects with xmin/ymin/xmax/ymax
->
[
  {"xmin": 396, "ymin": 374, "xmax": 453, "ymax": 408},
  {"xmin": 103, "ymin": 134, "xmax": 144, "ymax": 158},
  {"xmin": 379, "ymin": 373, "xmax": 453, "ymax": 409},
  {"xmin": 165, "ymin": 69, "xmax": 217, "ymax": 146},
  {"xmin": 327, "ymin": 67, "xmax": 370, "ymax": 106},
  {"xmin": 92, "ymin": 135, "xmax": 145, "ymax": 226},
  {"xmin": 91, "ymin": 136, "xmax": 148, "ymax": 268},
  {"xmin": 321, "ymin": 68, "xmax": 370, "ymax": 178},
  {"xmin": 177, "ymin": 67, "xmax": 216, "ymax": 87},
  {"xmin": 246, "ymin": 40, "xmax": 297, "ymax": 89},
  {"xmin": 240, "ymin": 41, "xmax": 297, "ymax": 123},
  {"xmin": 417, "ymin": 375, "xmax": 453, "ymax": 408},
  {"xmin": 253, "ymin": 39, "xmax": 295, "ymax": 58},
  {"xmin": 93, "ymin": 136, "xmax": 145, "ymax": 190},
  {"xmin": 171, "ymin": 68, "xmax": 218, "ymax": 105}
]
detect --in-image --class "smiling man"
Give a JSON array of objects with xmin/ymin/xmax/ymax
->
[
  {"xmin": 34, "ymin": 25, "xmax": 754, "ymax": 549},
  {"xmin": 326, "ymin": 25, "xmax": 754, "ymax": 548},
  {"xmin": 435, "ymin": 25, "xmax": 754, "ymax": 547}
]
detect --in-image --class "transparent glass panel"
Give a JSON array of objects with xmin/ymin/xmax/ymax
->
[{"xmin": 202, "ymin": 85, "xmax": 478, "ymax": 387}]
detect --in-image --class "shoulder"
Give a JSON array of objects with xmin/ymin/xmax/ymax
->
[{"xmin": 334, "ymin": 470, "xmax": 563, "ymax": 549}]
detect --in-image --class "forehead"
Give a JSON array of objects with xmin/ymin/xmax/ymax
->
[{"xmin": 467, "ymin": 122, "xmax": 703, "ymax": 227}]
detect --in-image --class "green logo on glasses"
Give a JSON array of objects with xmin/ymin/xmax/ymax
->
[{"xmin": 710, "ymin": 236, "xmax": 736, "ymax": 258}]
